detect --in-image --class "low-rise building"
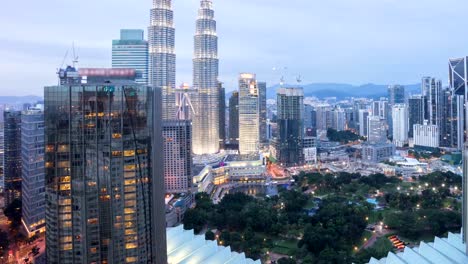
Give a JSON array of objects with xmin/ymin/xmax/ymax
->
[{"xmin": 362, "ymin": 143, "xmax": 395, "ymax": 163}]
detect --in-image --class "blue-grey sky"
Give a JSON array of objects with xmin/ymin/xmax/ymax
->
[{"xmin": 1, "ymin": 0, "xmax": 467, "ymax": 96}]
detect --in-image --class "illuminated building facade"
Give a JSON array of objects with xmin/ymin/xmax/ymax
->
[
  {"xmin": 44, "ymin": 67, "xmax": 167, "ymax": 263},
  {"xmin": 239, "ymin": 73, "xmax": 260, "ymax": 154},
  {"xmin": 192, "ymin": 0, "xmax": 220, "ymax": 155},
  {"xmin": 21, "ymin": 108, "xmax": 45, "ymax": 237},
  {"xmin": 149, "ymin": 0, "xmax": 176, "ymax": 120}
]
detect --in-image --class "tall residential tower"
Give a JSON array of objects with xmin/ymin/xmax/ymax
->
[{"xmin": 192, "ymin": 0, "xmax": 220, "ymax": 155}]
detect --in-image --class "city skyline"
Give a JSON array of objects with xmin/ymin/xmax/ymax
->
[{"xmin": 2, "ymin": 0, "xmax": 468, "ymax": 96}]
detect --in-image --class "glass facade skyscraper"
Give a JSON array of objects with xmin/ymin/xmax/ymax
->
[
  {"xmin": 149, "ymin": 0, "xmax": 177, "ymax": 120},
  {"xmin": 44, "ymin": 68, "xmax": 166, "ymax": 263},
  {"xmin": 218, "ymin": 82, "xmax": 226, "ymax": 149},
  {"xmin": 21, "ymin": 108, "xmax": 45, "ymax": 237},
  {"xmin": 4, "ymin": 110, "xmax": 22, "ymax": 207},
  {"xmin": 274, "ymin": 88, "xmax": 304, "ymax": 166},
  {"xmin": 112, "ymin": 29, "xmax": 148, "ymax": 85},
  {"xmin": 388, "ymin": 85, "xmax": 405, "ymax": 105},
  {"xmin": 258, "ymin": 82, "xmax": 267, "ymax": 144},
  {"xmin": 228, "ymin": 91, "xmax": 239, "ymax": 144},
  {"xmin": 192, "ymin": 0, "xmax": 220, "ymax": 155}
]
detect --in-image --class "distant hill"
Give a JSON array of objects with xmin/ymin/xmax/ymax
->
[
  {"xmin": 0, "ymin": 96, "xmax": 43, "ymax": 106},
  {"xmin": 227, "ymin": 83, "xmax": 421, "ymax": 100}
]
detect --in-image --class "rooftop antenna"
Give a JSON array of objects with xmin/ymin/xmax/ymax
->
[{"xmin": 72, "ymin": 42, "xmax": 79, "ymax": 67}]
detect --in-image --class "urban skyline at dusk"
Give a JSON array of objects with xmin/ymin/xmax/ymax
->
[{"xmin": 2, "ymin": 0, "xmax": 468, "ymax": 96}]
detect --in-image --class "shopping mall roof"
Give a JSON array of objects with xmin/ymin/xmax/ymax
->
[
  {"xmin": 369, "ymin": 232, "xmax": 468, "ymax": 264},
  {"xmin": 167, "ymin": 226, "xmax": 261, "ymax": 264}
]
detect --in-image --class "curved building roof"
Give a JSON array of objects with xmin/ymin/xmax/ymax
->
[
  {"xmin": 167, "ymin": 226, "xmax": 261, "ymax": 264},
  {"xmin": 369, "ymin": 232, "xmax": 468, "ymax": 264}
]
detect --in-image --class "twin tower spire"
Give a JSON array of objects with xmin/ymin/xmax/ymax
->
[{"xmin": 149, "ymin": 0, "xmax": 220, "ymax": 155}]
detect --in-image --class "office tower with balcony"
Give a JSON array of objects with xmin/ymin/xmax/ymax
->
[
  {"xmin": 218, "ymin": 82, "xmax": 226, "ymax": 149},
  {"xmin": 149, "ymin": 0, "xmax": 176, "ymax": 119},
  {"xmin": 44, "ymin": 67, "xmax": 167, "ymax": 263},
  {"xmin": 228, "ymin": 91, "xmax": 239, "ymax": 144},
  {"xmin": 21, "ymin": 108, "xmax": 45, "ymax": 237},
  {"xmin": 4, "ymin": 110, "xmax": 22, "ymax": 207},
  {"xmin": 274, "ymin": 88, "xmax": 304, "ymax": 166},
  {"xmin": 112, "ymin": 29, "xmax": 148, "ymax": 85},
  {"xmin": 239, "ymin": 74, "xmax": 260, "ymax": 154},
  {"xmin": 392, "ymin": 104, "xmax": 409, "ymax": 147},
  {"xmin": 192, "ymin": 0, "xmax": 220, "ymax": 155}
]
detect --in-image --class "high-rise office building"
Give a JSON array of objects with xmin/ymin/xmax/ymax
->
[
  {"xmin": 21, "ymin": 108, "xmax": 45, "ymax": 237},
  {"xmin": 303, "ymin": 104, "xmax": 314, "ymax": 130},
  {"xmin": 239, "ymin": 73, "xmax": 260, "ymax": 154},
  {"xmin": 162, "ymin": 120, "xmax": 192, "ymax": 194},
  {"xmin": 258, "ymin": 82, "xmax": 267, "ymax": 144},
  {"xmin": 367, "ymin": 116, "xmax": 387, "ymax": 143},
  {"xmin": 218, "ymin": 82, "xmax": 226, "ymax": 149},
  {"xmin": 45, "ymin": 67, "xmax": 166, "ymax": 263},
  {"xmin": 4, "ymin": 110, "xmax": 22, "ymax": 207},
  {"xmin": 371, "ymin": 99, "xmax": 389, "ymax": 119},
  {"xmin": 388, "ymin": 85, "xmax": 405, "ymax": 105},
  {"xmin": 408, "ymin": 95, "xmax": 425, "ymax": 138},
  {"xmin": 450, "ymin": 57, "xmax": 468, "ymax": 151},
  {"xmin": 192, "ymin": 0, "xmax": 220, "ymax": 155},
  {"xmin": 425, "ymin": 78, "xmax": 443, "ymax": 127},
  {"xmin": 440, "ymin": 88, "xmax": 456, "ymax": 148},
  {"xmin": 228, "ymin": 91, "xmax": 239, "ymax": 144},
  {"xmin": 358, "ymin": 109, "xmax": 370, "ymax": 137},
  {"xmin": 274, "ymin": 88, "xmax": 304, "ymax": 166},
  {"xmin": 112, "ymin": 29, "xmax": 148, "ymax": 85},
  {"xmin": 392, "ymin": 104, "xmax": 409, "ymax": 147},
  {"xmin": 149, "ymin": 0, "xmax": 176, "ymax": 120}
]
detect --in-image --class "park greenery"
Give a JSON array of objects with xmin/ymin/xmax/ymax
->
[
  {"xmin": 327, "ymin": 128, "xmax": 364, "ymax": 143},
  {"xmin": 183, "ymin": 171, "xmax": 462, "ymax": 263}
]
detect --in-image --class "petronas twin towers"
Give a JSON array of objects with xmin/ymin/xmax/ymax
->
[{"xmin": 149, "ymin": 0, "xmax": 220, "ymax": 155}]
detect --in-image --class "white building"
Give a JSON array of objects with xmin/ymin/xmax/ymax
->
[
  {"xmin": 367, "ymin": 116, "xmax": 387, "ymax": 143},
  {"xmin": 303, "ymin": 137, "xmax": 318, "ymax": 164},
  {"xmin": 332, "ymin": 108, "xmax": 346, "ymax": 131},
  {"xmin": 238, "ymin": 73, "xmax": 260, "ymax": 154},
  {"xmin": 392, "ymin": 104, "xmax": 409, "ymax": 147},
  {"xmin": 413, "ymin": 121, "xmax": 439, "ymax": 148}
]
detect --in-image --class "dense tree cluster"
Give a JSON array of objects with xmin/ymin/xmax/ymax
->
[{"xmin": 327, "ymin": 128, "xmax": 363, "ymax": 143}]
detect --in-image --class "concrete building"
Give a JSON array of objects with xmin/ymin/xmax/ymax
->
[
  {"xmin": 392, "ymin": 104, "xmax": 409, "ymax": 147},
  {"xmin": 21, "ymin": 108, "xmax": 45, "ymax": 237},
  {"xmin": 218, "ymin": 82, "xmax": 226, "ymax": 149},
  {"xmin": 332, "ymin": 107, "xmax": 346, "ymax": 131},
  {"xmin": 258, "ymin": 82, "xmax": 267, "ymax": 144},
  {"xmin": 367, "ymin": 116, "xmax": 387, "ymax": 143},
  {"xmin": 3, "ymin": 110, "xmax": 22, "ymax": 207},
  {"xmin": 362, "ymin": 143, "xmax": 395, "ymax": 163},
  {"xmin": 112, "ymin": 29, "xmax": 148, "ymax": 84},
  {"xmin": 192, "ymin": 0, "xmax": 220, "ymax": 155},
  {"xmin": 303, "ymin": 137, "xmax": 318, "ymax": 164},
  {"xmin": 44, "ymin": 67, "xmax": 167, "ymax": 263},
  {"xmin": 413, "ymin": 121, "xmax": 439, "ymax": 148}
]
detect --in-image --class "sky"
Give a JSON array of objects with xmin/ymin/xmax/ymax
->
[{"xmin": 0, "ymin": 0, "xmax": 467, "ymax": 96}]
